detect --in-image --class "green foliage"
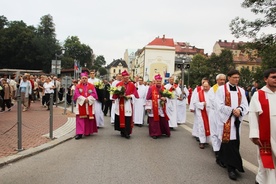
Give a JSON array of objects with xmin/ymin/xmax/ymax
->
[
  {"xmin": 94, "ymin": 55, "xmax": 106, "ymax": 68},
  {"xmin": 0, "ymin": 14, "xmax": 96, "ymax": 74},
  {"xmin": 207, "ymin": 50, "xmax": 235, "ymax": 82},
  {"xmin": 63, "ymin": 36, "xmax": 93, "ymax": 69},
  {"xmin": 230, "ymin": 0, "xmax": 275, "ymax": 40},
  {"xmin": 97, "ymin": 67, "xmax": 108, "ymax": 76},
  {"xmin": 189, "ymin": 54, "xmax": 208, "ymax": 87},
  {"xmin": 239, "ymin": 66, "xmax": 253, "ymax": 88}
]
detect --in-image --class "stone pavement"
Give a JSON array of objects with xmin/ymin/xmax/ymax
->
[{"xmin": 0, "ymin": 100, "xmax": 76, "ymax": 167}]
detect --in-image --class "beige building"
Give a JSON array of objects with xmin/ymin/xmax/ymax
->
[
  {"xmin": 213, "ymin": 40, "xmax": 261, "ymax": 71},
  {"xmin": 135, "ymin": 35, "xmax": 176, "ymax": 82},
  {"xmin": 106, "ymin": 59, "xmax": 128, "ymax": 80}
]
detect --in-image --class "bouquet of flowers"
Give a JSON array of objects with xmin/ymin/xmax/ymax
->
[
  {"xmin": 160, "ymin": 89, "xmax": 173, "ymax": 99},
  {"xmin": 159, "ymin": 89, "xmax": 173, "ymax": 107},
  {"xmin": 94, "ymin": 81, "xmax": 105, "ymax": 89},
  {"xmin": 108, "ymin": 85, "xmax": 128, "ymax": 100}
]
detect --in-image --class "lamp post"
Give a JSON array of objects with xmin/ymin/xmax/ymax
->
[
  {"xmin": 54, "ymin": 49, "xmax": 65, "ymax": 76},
  {"xmin": 181, "ymin": 58, "xmax": 186, "ymax": 91}
]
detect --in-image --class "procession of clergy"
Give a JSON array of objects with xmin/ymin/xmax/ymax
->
[{"xmin": 73, "ymin": 68, "xmax": 276, "ymax": 183}]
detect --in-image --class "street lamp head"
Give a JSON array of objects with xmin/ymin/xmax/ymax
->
[{"xmin": 61, "ymin": 49, "xmax": 65, "ymax": 55}]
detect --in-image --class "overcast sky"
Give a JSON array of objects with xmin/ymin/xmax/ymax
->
[{"xmin": 0, "ymin": 0, "xmax": 270, "ymax": 64}]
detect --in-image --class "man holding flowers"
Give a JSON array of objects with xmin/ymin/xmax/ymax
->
[
  {"xmin": 145, "ymin": 74, "xmax": 171, "ymax": 139},
  {"xmin": 164, "ymin": 76, "xmax": 182, "ymax": 129},
  {"xmin": 112, "ymin": 70, "xmax": 139, "ymax": 139}
]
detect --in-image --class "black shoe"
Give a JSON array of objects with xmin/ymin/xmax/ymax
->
[
  {"xmin": 120, "ymin": 132, "xmax": 125, "ymax": 137},
  {"xmin": 152, "ymin": 136, "xmax": 157, "ymax": 139},
  {"xmin": 216, "ymin": 158, "xmax": 226, "ymax": 168},
  {"xmin": 75, "ymin": 134, "xmax": 82, "ymax": 140},
  {"xmin": 255, "ymin": 181, "xmax": 259, "ymax": 184},
  {"xmin": 125, "ymin": 134, "xmax": 130, "ymax": 139},
  {"xmin": 228, "ymin": 171, "xmax": 237, "ymax": 180},
  {"xmin": 136, "ymin": 124, "xmax": 142, "ymax": 127}
]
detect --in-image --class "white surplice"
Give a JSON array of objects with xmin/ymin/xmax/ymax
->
[
  {"xmin": 189, "ymin": 87, "xmax": 202, "ymax": 137},
  {"xmin": 215, "ymin": 82, "xmax": 248, "ymax": 141},
  {"xmin": 249, "ymin": 86, "xmax": 276, "ymax": 184},
  {"xmin": 208, "ymin": 86, "xmax": 221, "ymax": 151},
  {"xmin": 164, "ymin": 83, "xmax": 181, "ymax": 128},
  {"xmin": 194, "ymin": 90, "xmax": 213, "ymax": 143},
  {"xmin": 110, "ymin": 80, "xmax": 120, "ymax": 124},
  {"xmin": 176, "ymin": 86, "xmax": 189, "ymax": 124},
  {"xmin": 133, "ymin": 84, "xmax": 147, "ymax": 125},
  {"xmin": 88, "ymin": 77, "xmax": 104, "ymax": 127}
]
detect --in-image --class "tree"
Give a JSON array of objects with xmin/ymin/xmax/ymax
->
[
  {"xmin": 239, "ymin": 66, "xmax": 253, "ymax": 88},
  {"xmin": 36, "ymin": 14, "xmax": 60, "ymax": 73},
  {"xmin": 189, "ymin": 54, "xmax": 208, "ymax": 87},
  {"xmin": 0, "ymin": 20, "xmax": 38, "ymax": 69},
  {"xmin": 63, "ymin": 36, "xmax": 93, "ymax": 69},
  {"xmin": 230, "ymin": 0, "xmax": 276, "ymax": 72},
  {"xmin": 0, "ymin": 15, "xmax": 8, "ymax": 29},
  {"xmin": 230, "ymin": 0, "xmax": 275, "ymax": 42},
  {"xmin": 207, "ymin": 50, "xmax": 235, "ymax": 81},
  {"xmin": 97, "ymin": 67, "xmax": 108, "ymax": 76},
  {"xmin": 94, "ymin": 55, "xmax": 106, "ymax": 68}
]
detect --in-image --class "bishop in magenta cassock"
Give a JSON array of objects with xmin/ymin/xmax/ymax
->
[
  {"xmin": 145, "ymin": 74, "xmax": 170, "ymax": 139},
  {"xmin": 74, "ymin": 72, "xmax": 98, "ymax": 140}
]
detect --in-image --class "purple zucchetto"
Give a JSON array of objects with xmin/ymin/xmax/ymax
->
[{"xmin": 81, "ymin": 72, "xmax": 88, "ymax": 78}]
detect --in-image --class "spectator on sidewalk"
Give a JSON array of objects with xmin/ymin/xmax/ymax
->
[
  {"xmin": 19, "ymin": 75, "xmax": 32, "ymax": 112},
  {"xmin": 43, "ymin": 77, "xmax": 55, "ymax": 110},
  {"xmin": 0, "ymin": 78, "xmax": 12, "ymax": 112},
  {"xmin": 9, "ymin": 74, "xmax": 17, "ymax": 104}
]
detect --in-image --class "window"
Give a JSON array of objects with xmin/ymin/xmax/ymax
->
[
  {"xmin": 119, "ymin": 69, "xmax": 121, "ymax": 73},
  {"xmin": 113, "ymin": 69, "xmax": 116, "ymax": 73}
]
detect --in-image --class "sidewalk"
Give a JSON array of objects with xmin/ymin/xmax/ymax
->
[{"xmin": 0, "ymin": 100, "xmax": 76, "ymax": 167}]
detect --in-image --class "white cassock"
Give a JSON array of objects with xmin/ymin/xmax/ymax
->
[
  {"xmin": 189, "ymin": 87, "xmax": 202, "ymax": 137},
  {"xmin": 88, "ymin": 77, "xmax": 104, "ymax": 127},
  {"xmin": 164, "ymin": 83, "xmax": 181, "ymax": 128},
  {"xmin": 110, "ymin": 80, "xmax": 120, "ymax": 124},
  {"xmin": 133, "ymin": 84, "xmax": 147, "ymax": 125},
  {"xmin": 208, "ymin": 86, "xmax": 221, "ymax": 152},
  {"xmin": 249, "ymin": 86, "xmax": 276, "ymax": 184},
  {"xmin": 194, "ymin": 90, "xmax": 213, "ymax": 143},
  {"xmin": 176, "ymin": 86, "xmax": 189, "ymax": 124},
  {"xmin": 215, "ymin": 82, "xmax": 248, "ymax": 141}
]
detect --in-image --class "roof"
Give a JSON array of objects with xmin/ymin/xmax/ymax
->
[
  {"xmin": 106, "ymin": 59, "xmax": 128, "ymax": 69},
  {"xmin": 217, "ymin": 40, "xmax": 245, "ymax": 50},
  {"xmin": 147, "ymin": 35, "xmax": 174, "ymax": 47}
]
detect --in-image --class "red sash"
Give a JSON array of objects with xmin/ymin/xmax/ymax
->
[
  {"xmin": 117, "ymin": 82, "xmax": 136, "ymax": 128},
  {"xmin": 198, "ymin": 90, "xmax": 210, "ymax": 136},
  {"xmin": 197, "ymin": 86, "xmax": 202, "ymax": 92},
  {"xmin": 258, "ymin": 90, "xmax": 275, "ymax": 169},
  {"xmin": 222, "ymin": 84, "xmax": 241, "ymax": 143},
  {"xmin": 152, "ymin": 85, "xmax": 169, "ymax": 121},
  {"xmin": 152, "ymin": 86, "xmax": 160, "ymax": 121},
  {"xmin": 119, "ymin": 97, "xmax": 125, "ymax": 128},
  {"xmin": 169, "ymin": 84, "xmax": 178, "ymax": 92},
  {"xmin": 77, "ymin": 83, "xmax": 94, "ymax": 119}
]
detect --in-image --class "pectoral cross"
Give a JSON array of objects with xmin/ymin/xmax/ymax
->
[{"xmin": 120, "ymin": 103, "xmax": 124, "ymax": 111}]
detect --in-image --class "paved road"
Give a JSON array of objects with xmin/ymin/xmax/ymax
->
[{"xmin": 0, "ymin": 112, "xmax": 257, "ymax": 184}]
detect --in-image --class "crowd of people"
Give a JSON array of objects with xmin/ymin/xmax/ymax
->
[
  {"xmin": 0, "ymin": 68, "xmax": 275, "ymax": 183},
  {"xmin": 0, "ymin": 73, "xmax": 65, "ymax": 112}
]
